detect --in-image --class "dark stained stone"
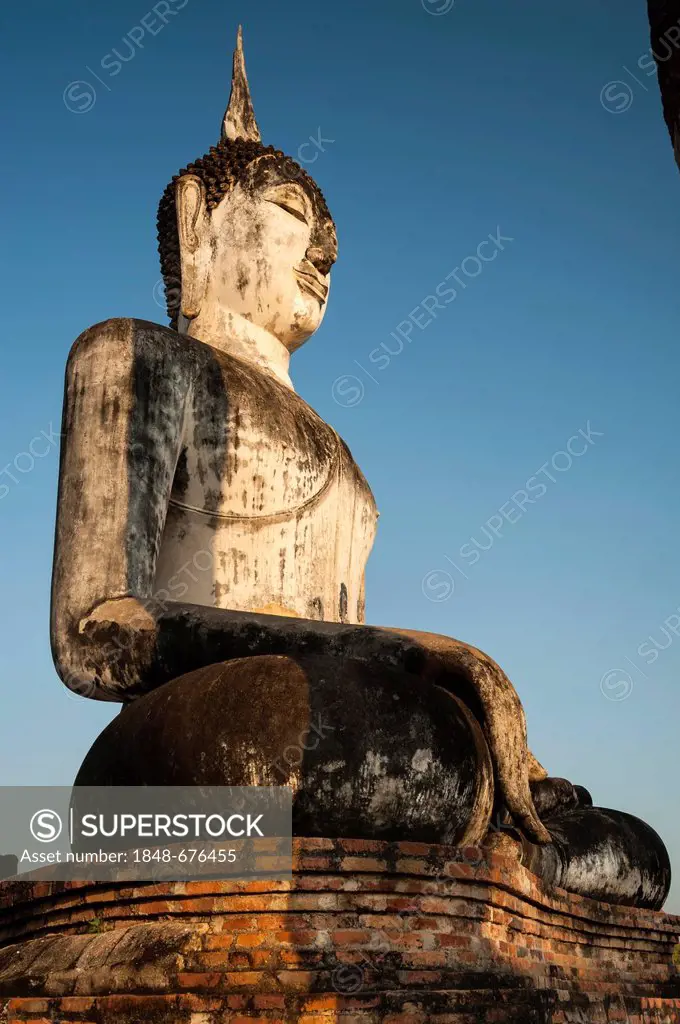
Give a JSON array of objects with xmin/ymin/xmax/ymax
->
[{"xmin": 75, "ymin": 654, "xmax": 494, "ymax": 847}]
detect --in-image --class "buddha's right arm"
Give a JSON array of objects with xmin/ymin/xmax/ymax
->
[{"xmin": 50, "ymin": 318, "xmax": 375, "ymax": 702}]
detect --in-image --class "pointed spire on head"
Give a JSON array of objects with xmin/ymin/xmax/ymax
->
[{"xmin": 222, "ymin": 25, "xmax": 262, "ymax": 143}]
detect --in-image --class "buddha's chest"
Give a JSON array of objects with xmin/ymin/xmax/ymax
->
[
  {"xmin": 154, "ymin": 352, "xmax": 378, "ymax": 623},
  {"xmin": 174, "ymin": 357, "xmax": 341, "ymax": 519}
]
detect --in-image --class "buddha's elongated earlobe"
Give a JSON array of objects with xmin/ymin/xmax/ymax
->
[
  {"xmin": 175, "ymin": 175, "xmax": 209, "ymax": 320},
  {"xmin": 222, "ymin": 25, "xmax": 262, "ymax": 143}
]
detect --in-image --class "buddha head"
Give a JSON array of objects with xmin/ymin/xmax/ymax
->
[{"xmin": 157, "ymin": 28, "xmax": 337, "ymax": 353}]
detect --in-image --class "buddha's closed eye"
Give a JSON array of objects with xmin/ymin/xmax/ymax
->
[
  {"xmin": 266, "ymin": 188, "xmax": 309, "ymax": 225},
  {"xmin": 277, "ymin": 202, "xmax": 307, "ymax": 224}
]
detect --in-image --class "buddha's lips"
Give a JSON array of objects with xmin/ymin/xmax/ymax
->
[{"xmin": 295, "ymin": 268, "xmax": 329, "ymax": 303}]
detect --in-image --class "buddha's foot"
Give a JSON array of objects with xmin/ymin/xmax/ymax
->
[
  {"xmin": 75, "ymin": 653, "xmax": 495, "ymax": 846},
  {"xmin": 509, "ymin": 789, "xmax": 671, "ymax": 910}
]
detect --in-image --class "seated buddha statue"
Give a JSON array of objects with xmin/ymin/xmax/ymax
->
[{"xmin": 51, "ymin": 28, "xmax": 670, "ymax": 910}]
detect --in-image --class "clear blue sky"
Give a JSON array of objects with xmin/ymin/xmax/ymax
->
[{"xmin": 2, "ymin": 0, "xmax": 680, "ymax": 910}]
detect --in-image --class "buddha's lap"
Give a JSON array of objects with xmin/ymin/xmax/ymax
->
[
  {"xmin": 76, "ymin": 654, "xmax": 495, "ymax": 846},
  {"xmin": 74, "ymin": 654, "xmax": 672, "ymax": 908}
]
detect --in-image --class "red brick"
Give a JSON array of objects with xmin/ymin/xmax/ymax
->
[
  {"xmin": 273, "ymin": 930, "xmax": 318, "ymax": 946},
  {"xmin": 6, "ymin": 1001, "xmax": 50, "ymax": 1014},
  {"xmin": 340, "ymin": 857, "xmax": 387, "ymax": 873},
  {"xmin": 302, "ymin": 994, "xmax": 342, "ymax": 1010},
  {"xmin": 224, "ymin": 995, "xmax": 248, "ymax": 1008},
  {"xmin": 57, "ymin": 997, "xmax": 95, "ymax": 1012},
  {"xmin": 235, "ymin": 933, "xmax": 266, "ymax": 948},
  {"xmin": 222, "ymin": 971, "xmax": 268, "ymax": 988},
  {"xmin": 176, "ymin": 897, "xmax": 216, "ymax": 913},
  {"xmin": 177, "ymin": 971, "xmax": 222, "ymax": 988},
  {"xmin": 275, "ymin": 970, "xmax": 317, "ymax": 990},
  {"xmin": 293, "ymin": 855, "xmax": 333, "ymax": 870},
  {"xmin": 84, "ymin": 890, "xmax": 117, "ymax": 904},
  {"xmin": 204, "ymin": 932, "xmax": 235, "ymax": 949},
  {"xmin": 135, "ymin": 899, "xmax": 172, "ymax": 914},
  {"xmin": 331, "ymin": 929, "xmax": 372, "ymax": 945},
  {"xmin": 218, "ymin": 915, "xmax": 259, "ymax": 930},
  {"xmin": 294, "ymin": 837, "xmax": 335, "ymax": 851},
  {"xmin": 253, "ymin": 995, "xmax": 286, "ymax": 1008},
  {"xmin": 339, "ymin": 839, "xmax": 386, "ymax": 854},
  {"xmin": 178, "ymin": 993, "xmax": 224, "ymax": 1011}
]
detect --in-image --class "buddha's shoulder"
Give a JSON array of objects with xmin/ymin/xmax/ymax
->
[
  {"xmin": 67, "ymin": 318, "xmax": 211, "ymax": 371},
  {"xmin": 68, "ymin": 319, "xmax": 287, "ymax": 392},
  {"xmin": 67, "ymin": 319, "xmax": 342, "ymax": 429},
  {"xmin": 67, "ymin": 316, "xmax": 326, "ymax": 428}
]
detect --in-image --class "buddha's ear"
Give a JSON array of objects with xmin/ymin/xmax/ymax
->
[{"xmin": 175, "ymin": 174, "xmax": 209, "ymax": 320}]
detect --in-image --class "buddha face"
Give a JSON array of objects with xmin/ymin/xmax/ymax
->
[{"xmin": 176, "ymin": 154, "xmax": 338, "ymax": 352}]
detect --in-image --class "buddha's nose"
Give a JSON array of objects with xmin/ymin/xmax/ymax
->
[{"xmin": 306, "ymin": 245, "xmax": 334, "ymax": 277}]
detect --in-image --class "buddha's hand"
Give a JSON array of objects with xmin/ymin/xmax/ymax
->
[
  {"xmin": 370, "ymin": 627, "xmax": 552, "ymax": 845},
  {"xmin": 77, "ymin": 597, "xmax": 159, "ymax": 698},
  {"xmin": 530, "ymin": 777, "xmax": 593, "ymax": 820}
]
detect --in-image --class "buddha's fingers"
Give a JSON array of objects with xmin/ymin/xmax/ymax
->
[
  {"xmin": 528, "ymin": 750, "xmax": 549, "ymax": 783},
  {"xmin": 460, "ymin": 648, "xmax": 552, "ymax": 845},
  {"xmin": 378, "ymin": 628, "xmax": 552, "ymax": 846}
]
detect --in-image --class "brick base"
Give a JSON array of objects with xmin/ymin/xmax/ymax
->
[{"xmin": 1, "ymin": 837, "xmax": 679, "ymax": 1022}]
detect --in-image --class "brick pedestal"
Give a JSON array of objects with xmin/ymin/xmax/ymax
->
[{"xmin": 1, "ymin": 838, "xmax": 679, "ymax": 1022}]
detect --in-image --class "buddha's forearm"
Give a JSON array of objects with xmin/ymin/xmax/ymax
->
[
  {"xmin": 154, "ymin": 601, "xmax": 354, "ymax": 679},
  {"xmin": 69, "ymin": 595, "xmax": 443, "ymax": 702},
  {"xmin": 74, "ymin": 596, "xmax": 365, "ymax": 700}
]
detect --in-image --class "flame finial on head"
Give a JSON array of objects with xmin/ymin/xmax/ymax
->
[{"xmin": 222, "ymin": 25, "xmax": 262, "ymax": 143}]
